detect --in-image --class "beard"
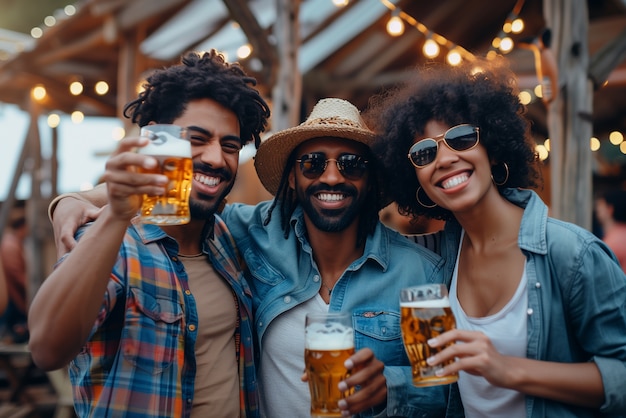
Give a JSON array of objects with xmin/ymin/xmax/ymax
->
[
  {"xmin": 189, "ymin": 166, "xmax": 236, "ymax": 221},
  {"xmin": 297, "ymin": 183, "xmax": 365, "ymax": 232}
]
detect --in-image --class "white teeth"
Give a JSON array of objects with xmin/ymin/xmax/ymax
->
[
  {"xmin": 317, "ymin": 193, "xmax": 345, "ymax": 202},
  {"xmin": 442, "ymin": 174, "xmax": 469, "ymax": 189},
  {"xmin": 195, "ymin": 174, "xmax": 220, "ymax": 187}
]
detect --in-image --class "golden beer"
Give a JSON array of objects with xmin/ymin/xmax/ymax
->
[
  {"xmin": 400, "ymin": 285, "xmax": 458, "ymax": 387},
  {"xmin": 305, "ymin": 313, "xmax": 354, "ymax": 418},
  {"xmin": 137, "ymin": 125, "xmax": 192, "ymax": 225}
]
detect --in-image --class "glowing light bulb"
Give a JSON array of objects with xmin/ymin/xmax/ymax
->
[
  {"xmin": 609, "ymin": 131, "xmax": 624, "ymax": 145},
  {"xmin": 32, "ymin": 85, "xmax": 46, "ymax": 101},
  {"xmin": 386, "ymin": 16, "xmax": 404, "ymax": 37},
  {"xmin": 70, "ymin": 81, "xmax": 83, "ymax": 95},
  {"xmin": 446, "ymin": 50, "xmax": 462, "ymax": 66},
  {"xmin": 423, "ymin": 38, "xmax": 440, "ymax": 58}
]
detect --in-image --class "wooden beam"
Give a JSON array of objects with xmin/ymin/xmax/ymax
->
[
  {"xmin": 222, "ymin": 0, "xmax": 278, "ymax": 87},
  {"xmin": 36, "ymin": 27, "xmax": 107, "ymax": 66},
  {"xmin": 116, "ymin": 0, "xmax": 190, "ymax": 31},
  {"xmin": 588, "ymin": 27, "xmax": 626, "ymax": 88}
]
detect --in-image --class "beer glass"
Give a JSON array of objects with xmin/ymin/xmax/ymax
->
[
  {"xmin": 137, "ymin": 124, "xmax": 192, "ymax": 225},
  {"xmin": 304, "ymin": 312, "xmax": 354, "ymax": 418},
  {"xmin": 400, "ymin": 284, "xmax": 458, "ymax": 387}
]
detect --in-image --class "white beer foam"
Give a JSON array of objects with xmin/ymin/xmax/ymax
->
[
  {"xmin": 305, "ymin": 323, "xmax": 354, "ymax": 350},
  {"xmin": 138, "ymin": 131, "xmax": 191, "ymax": 157},
  {"xmin": 400, "ymin": 296, "xmax": 450, "ymax": 309}
]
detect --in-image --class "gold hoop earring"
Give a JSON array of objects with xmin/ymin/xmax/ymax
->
[
  {"xmin": 491, "ymin": 162, "xmax": 509, "ymax": 186},
  {"xmin": 416, "ymin": 186, "xmax": 437, "ymax": 208}
]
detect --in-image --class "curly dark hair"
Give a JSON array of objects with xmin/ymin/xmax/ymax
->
[
  {"xmin": 368, "ymin": 59, "xmax": 542, "ymax": 221},
  {"xmin": 123, "ymin": 50, "xmax": 270, "ymax": 148}
]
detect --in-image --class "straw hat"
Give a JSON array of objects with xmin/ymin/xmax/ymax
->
[{"xmin": 254, "ymin": 98, "xmax": 377, "ymax": 196}]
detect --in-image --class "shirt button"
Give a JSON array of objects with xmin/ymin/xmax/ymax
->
[
  {"xmin": 284, "ymin": 296, "xmax": 292, "ymax": 303},
  {"xmin": 259, "ymin": 322, "xmax": 264, "ymax": 327},
  {"xmin": 185, "ymin": 290, "xmax": 191, "ymax": 295},
  {"xmin": 188, "ymin": 324, "xmax": 196, "ymax": 332},
  {"xmin": 313, "ymin": 275, "xmax": 320, "ymax": 282},
  {"xmin": 172, "ymin": 256, "xmax": 179, "ymax": 262},
  {"xmin": 535, "ymin": 282, "xmax": 541, "ymax": 288},
  {"xmin": 527, "ymin": 308, "xmax": 534, "ymax": 316},
  {"xmin": 187, "ymin": 398, "xmax": 192, "ymax": 404}
]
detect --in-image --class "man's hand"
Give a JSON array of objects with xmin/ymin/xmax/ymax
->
[
  {"xmin": 339, "ymin": 347, "xmax": 387, "ymax": 416},
  {"xmin": 53, "ymin": 197, "xmax": 103, "ymax": 256},
  {"xmin": 51, "ymin": 136, "xmax": 168, "ymax": 257}
]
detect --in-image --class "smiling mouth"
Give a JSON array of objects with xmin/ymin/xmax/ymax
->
[
  {"xmin": 315, "ymin": 192, "xmax": 347, "ymax": 202},
  {"xmin": 194, "ymin": 173, "xmax": 220, "ymax": 187},
  {"xmin": 440, "ymin": 173, "xmax": 470, "ymax": 189}
]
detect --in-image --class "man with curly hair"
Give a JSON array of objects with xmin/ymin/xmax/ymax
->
[{"xmin": 28, "ymin": 50, "xmax": 270, "ymax": 418}]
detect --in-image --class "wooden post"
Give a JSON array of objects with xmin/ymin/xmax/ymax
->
[
  {"xmin": 271, "ymin": 0, "xmax": 302, "ymax": 132},
  {"xmin": 543, "ymin": 0, "xmax": 593, "ymax": 229}
]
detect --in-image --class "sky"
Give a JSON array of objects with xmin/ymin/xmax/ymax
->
[{"xmin": 0, "ymin": 103, "xmax": 122, "ymax": 200}]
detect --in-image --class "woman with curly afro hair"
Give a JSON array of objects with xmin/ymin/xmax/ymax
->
[{"xmin": 369, "ymin": 59, "xmax": 626, "ymax": 418}]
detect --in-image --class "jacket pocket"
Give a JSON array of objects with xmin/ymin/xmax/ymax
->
[{"xmin": 353, "ymin": 311, "xmax": 407, "ymax": 364}]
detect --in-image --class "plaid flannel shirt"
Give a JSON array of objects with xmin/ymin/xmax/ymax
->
[{"xmin": 67, "ymin": 215, "xmax": 258, "ymax": 418}]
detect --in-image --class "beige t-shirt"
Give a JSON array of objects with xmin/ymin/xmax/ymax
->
[{"xmin": 181, "ymin": 254, "xmax": 239, "ymax": 418}]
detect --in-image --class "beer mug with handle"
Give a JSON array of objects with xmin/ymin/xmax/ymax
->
[
  {"xmin": 400, "ymin": 283, "xmax": 458, "ymax": 387},
  {"xmin": 137, "ymin": 124, "xmax": 192, "ymax": 225},
  {"xmin": 304, "ymin": 312, "xmax": 354, "ymax": 418}
]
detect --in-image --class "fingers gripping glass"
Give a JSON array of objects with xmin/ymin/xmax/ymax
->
[
  {"xmin": 407, "ymin": 124, "xmax": 480, "ymax": 168},
  {"xmin": 296, "ymin": 153, "xmax": 369, "ymax": 180}
]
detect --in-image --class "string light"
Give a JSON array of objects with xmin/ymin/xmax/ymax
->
[
  {"xmin": 499, "ymin": 37, "xmax": 514, "ymax": 53},
  {"xmin": 377, "ymin": 0, "xmax": 474, "ymax": 64},
  {"xmin": 237, "ymin": 44, "xmax": 252, "ymax": 59},
  {"xmin": 31, "ymin": 85, "xmax": 46, "ymax": 101},
  {"xmin": 95, "ymin": 81, "xmax": 109, "ymax": 95},
  {"xmin": 609, "ymin": 131, "xmax": 624, "ymax": 145},
  {"xmin": 386, "ymin": 9, "xmax": 405, "ymax": 37},
  {"xmin": 71, "ymin": 110, "xmax": 84, "ymax": 124},
  {"xmin": 590, "ymin": 137, "xmax": 600, "ymax": 151},
  {"xmin": 47, "ymin": 113, "xmax": 61, "ymax": 128},
  {"xmin": 446, "ymin": 49, "xmax": 462, "ymax": 66},
  {"xmin": 422, "ymin": 34, "xmax": 440, "ymax": 59},
  {"xmin": 69, "ymin": 80, "xmax": 83, "ymax": 95}
]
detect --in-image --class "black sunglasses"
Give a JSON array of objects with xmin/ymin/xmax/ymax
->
[
  {"xmin": 296, "ymin": 152, "xmax": 369, "ymax": 180},
  {"xmin": 407, "ymin": 124, "xmax": 480, "ymax": 168}
]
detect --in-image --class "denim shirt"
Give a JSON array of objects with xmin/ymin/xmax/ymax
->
[
  {"xmin": 222, "ymin": 201, "xmax": 464, "ymax": 418},
  {"xmin": 435, "ymin": 189, "xmax": 626, "ymax": 417}
]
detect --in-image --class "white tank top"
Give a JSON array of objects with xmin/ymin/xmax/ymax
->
[
  {"xmin": 259, "ymin": 294, "xmax": 329, "ymax": 418},
  {"xmin": 450, "ymin": 231, "xmax": 528, "ymax": 418}
]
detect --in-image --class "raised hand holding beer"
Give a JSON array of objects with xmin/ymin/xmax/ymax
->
[
  {"xmin": 137, "ymin": 124, "xmax": 192, "ymax": 225},
  {"xmin": 305, "ymin": 312, "xmax": 354, "ymax": 418},
  {"xmin": 400, "ymin": 284, "xmax": 458, "ymax": 387}
]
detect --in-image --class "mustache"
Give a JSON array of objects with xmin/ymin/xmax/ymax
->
[
  {"xmin": 306, "ymin": 183, "xmax": 357, "ymax": 196},
  {"xmin": 193, "ymin": 162, "xmax": 232, "ymax": 182}
]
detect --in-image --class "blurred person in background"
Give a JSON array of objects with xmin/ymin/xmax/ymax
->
[
  {"xmin": 0, "ymin": 200, "xmax": 29, "ymax": 344},
  {"xmin": 594, "ymin": 188, "xmax": 626, "ymax": 272}
]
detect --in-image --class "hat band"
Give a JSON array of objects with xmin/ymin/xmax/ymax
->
[{"xmin": 301, "ymin": 116, "xmax": 365, "ymax": 129}]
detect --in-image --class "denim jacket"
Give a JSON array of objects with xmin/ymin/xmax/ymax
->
[
  {"xmin": 222, "ymin": 201, "xmax": 464, "ymax": 418},
  {"xmin": 435, "ymin": 189, "xmax": 626, "ymax": 417}
]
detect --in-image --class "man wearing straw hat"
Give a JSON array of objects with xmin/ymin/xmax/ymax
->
[{"xmin": 48, "ymin": 98, "xmax": 461, "ymax": 417}]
